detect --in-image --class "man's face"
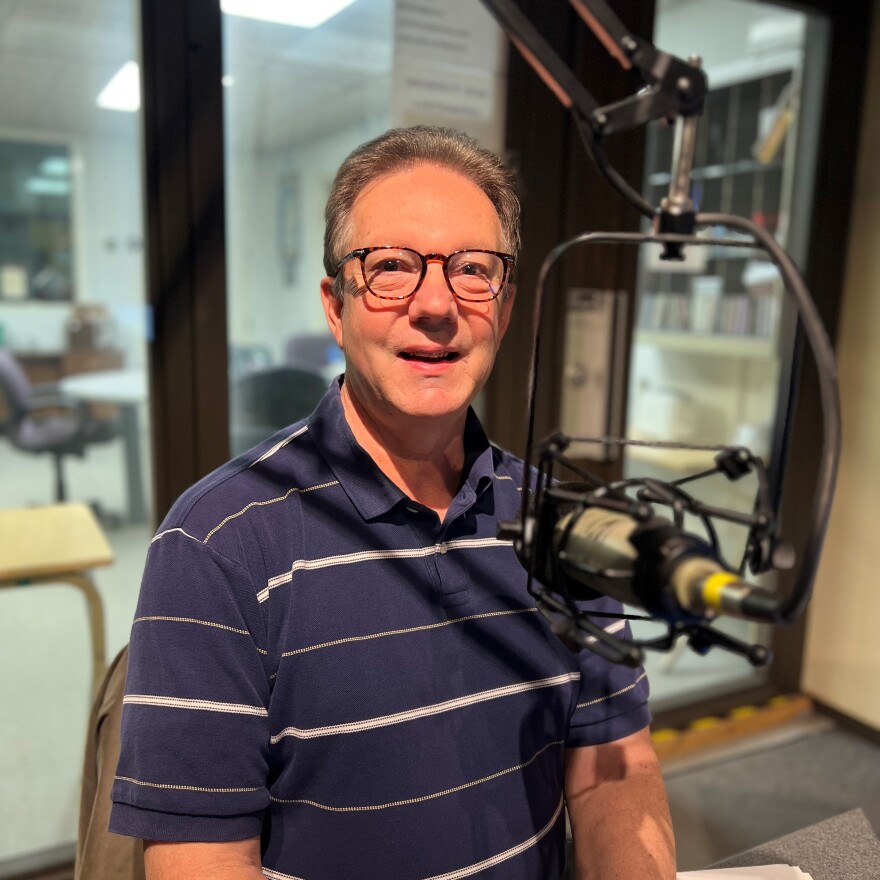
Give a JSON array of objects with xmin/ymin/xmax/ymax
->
[{"xmin": 320, "ymin": 163, "xmax": 515, "ymax": 431}]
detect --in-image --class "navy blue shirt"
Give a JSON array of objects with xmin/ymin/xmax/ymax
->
[{"xmin": 111, "ymin": 379, "xmax": 651, "ymax": 879}]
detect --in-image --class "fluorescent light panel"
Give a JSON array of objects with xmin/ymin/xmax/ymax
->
[
  {"xmin": 26, "ymin": 177, "xmax": 70, "ymax": 196},
  {"xmin": 40, "ymin": 157, "xmax": 71, "ymax": 177},
  {"xmin": 220, "ymin": 0, "xmax": 357, "ymax": 28},
  {"xmin": 97, "ymin": 60, "xmax": 140, "ymax": 112},
  {"xmin": 97, "ymin": 0, "xmax": 358, "ymax": 112}
]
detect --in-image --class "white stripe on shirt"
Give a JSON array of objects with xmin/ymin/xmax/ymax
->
[
  {"xmin": 203, "ymin": 480, "xmax": 339, "ymax": 543},
  {"xmin": 268, "ymin": 738, "xmax": 564, "ymax": 812},
  {"xmin": 260, "ymin": 537, "xmax": 513, "ymax": 603},
  {"xmin": 260, "ymin": 795, "xmax": 564, "ymax": 880},
  {"xmin": 123, "ymin": 694, "xmax": 268, "ymax": 717},
  {"xmin": 249, "ymin": 424, "xmax": 309, "ymax": 467},
  {"xmin": 423, "ymin": 794, "xmax": 564, "ymax": 880},
  {"xmin": 269, "ymin": 673, "xmax": 580, "ymax": 742},
  {"xmin": 576, "ymin": 670, "xmax": 648, "ymax": 709}
]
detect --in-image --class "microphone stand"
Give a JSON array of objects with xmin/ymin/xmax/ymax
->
[{"xmin": 481, "ymin": 0, "xmax": 841, "ymax": 666}]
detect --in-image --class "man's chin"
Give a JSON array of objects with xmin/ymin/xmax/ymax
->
[{"xmin": 389, "ymin": 390, "xmax": 474, "ymax": 423}]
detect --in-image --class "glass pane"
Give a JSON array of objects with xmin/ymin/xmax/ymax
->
[
  {"xmin": 0, "ymin": 0, "xmax": 150, "ymax": 870},
  {"xmin": 622, "ymin": 0, "xmax": 826, "ymax": 710},
  {"xmin": 222, "ymin": 0, "xmax": 508, "ymax": 453}
]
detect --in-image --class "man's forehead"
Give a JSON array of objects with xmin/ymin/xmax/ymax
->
[
  {"xmin": 348, "ymin": 163, "xmax": 503, "ymax": 247},
  {"xmin": 354, "ymin": 162, "xmax": 477, "ymax": 200}
]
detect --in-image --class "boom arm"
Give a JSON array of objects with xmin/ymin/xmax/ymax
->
[{"xmin": 479, "ymin": 0, "xmax": 842, "ymax": 664}]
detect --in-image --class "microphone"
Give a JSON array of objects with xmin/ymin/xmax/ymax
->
[{"xmin": 542, "ymin": 505, "xmax": 779, "ymax": 623}]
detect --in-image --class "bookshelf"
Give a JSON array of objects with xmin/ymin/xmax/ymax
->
[
  {"xmin": 635, "ymin": 329, "xmax": 777, "ymax": 360},
  {"xmin": 625, "ymin": 65, "xmax": 794, "ymax": 480},
  {"xmin": 636, "ymin": 68, "xmax": 796, "ymax": 336}
]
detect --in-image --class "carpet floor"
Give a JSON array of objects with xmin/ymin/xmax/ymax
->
[{"xmin": 664, "ymin": 717, "xmax": 880, "ymax": 870}]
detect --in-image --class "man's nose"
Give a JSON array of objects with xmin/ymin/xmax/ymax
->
[{"xmin": 408, "ymin": 258, "xmax": 457, "ymax": 321}]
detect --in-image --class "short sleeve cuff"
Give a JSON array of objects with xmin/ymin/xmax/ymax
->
[
  {"xmin": 109, "ymin": 802, "xmax": 264, "ymax": 843},
  {"xmin": 565, "ymin": 701, "xmax": 652, "ymax": 748}
]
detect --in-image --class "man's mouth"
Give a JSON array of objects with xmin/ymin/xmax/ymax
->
[{"xmin": 399, "ymin": 350, "xmax": 460, "ymax": 363}]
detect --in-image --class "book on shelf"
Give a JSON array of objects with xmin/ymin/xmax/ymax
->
[{"xmin": 637, "ymin": 291, "xmax": 780, "ymax": 341}]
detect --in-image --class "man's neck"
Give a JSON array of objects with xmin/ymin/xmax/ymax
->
[{"xmin": 339, "ymin": 384, "xmax": 466, "ymax": 521}]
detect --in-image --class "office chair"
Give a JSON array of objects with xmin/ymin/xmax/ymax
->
[
  {"xmin": 284, "ymin": 332, "xmax": 342, "ymax": 374},
  {"xmin": 230, "ymin": 365, "xmax": 329, "ymax": 456},
  {"xmin": 0, "ymin": 349, "xmax": 120, "ymax": 502}
]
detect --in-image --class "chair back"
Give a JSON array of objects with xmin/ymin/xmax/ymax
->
[
  {"xmin": 0, "ymin": 349, "xmax": 33, "ymax": 423},
  {"xmin": 284, "ymin": 333, "xmax": 341, "ymax": 373},
  {"xmin": 230, "ymin": 366, "xmax": 329, "ymax": 456}
]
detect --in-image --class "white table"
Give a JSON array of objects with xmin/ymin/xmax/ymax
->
[{"xmin": 59, "ymin": 369, "xmax": 148, "ymax": 525}]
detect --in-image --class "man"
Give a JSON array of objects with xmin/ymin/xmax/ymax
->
[{"xmin": 110, "ymin": 125, "xmax": 675, "ymax": 879}]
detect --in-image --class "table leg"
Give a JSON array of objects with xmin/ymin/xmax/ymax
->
[
  {"xmin": 119, "ymin": 403, "xmax": 147, "ymax": 524},
  {"xmin": 0, "ymin": 573, "xmax": 108, "ymax": 699},
  {"xmin": 66, "ymin": 574, "xmax": 109, "ymax": 698}
]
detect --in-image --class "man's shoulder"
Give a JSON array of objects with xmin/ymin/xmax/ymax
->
[{"xmin": 157, "ymin": 419, "xmax": 332, "ymax": 545}]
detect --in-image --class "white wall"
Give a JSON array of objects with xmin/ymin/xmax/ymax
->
[
  {"xmin": 656, "ymin": 0, "xmax": 804, "ymax": 88},
  {"xmin": 0, "ymin": 128, "xmax": 147, "ymax": 366},
  {"xmin": 76, "ymin": 131, "xmax": 147, "ymax": 366},
  {"xmin": 801, "ymin": 3, "xmax": 880, "ymax": 731},
  {"xmin": 226, "ymin": 116, "xmax": 390, "ymax": 364}
]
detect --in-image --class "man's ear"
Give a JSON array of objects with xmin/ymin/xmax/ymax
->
[{"xmin": 320, "ymin": 277, "xmax": 345, "ymax": 349}]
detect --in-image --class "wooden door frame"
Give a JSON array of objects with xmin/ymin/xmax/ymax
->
[{"xmin": 141, "ymin": 0, "xmax": 229, "ymax": 523}]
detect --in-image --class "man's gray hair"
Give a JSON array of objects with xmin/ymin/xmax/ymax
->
[{"xmin": 324, "ymin": 126, "xmax": 520, "ymax": 298}]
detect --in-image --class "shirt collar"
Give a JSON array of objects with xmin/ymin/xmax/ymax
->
[{"xmin": 307, "ymin": 378, "xmax": 496, "ymax": 522}]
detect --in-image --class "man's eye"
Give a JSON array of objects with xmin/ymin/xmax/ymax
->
[
  {"xmin": 379, "ymin": 259, "xmax": 402, "ymax": 272},
  {"xmin": 459, "ymin": 263, "xmax": 486, "ymax": 276}
]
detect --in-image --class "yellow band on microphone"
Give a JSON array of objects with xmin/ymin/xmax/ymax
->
[{"xmin": 702, "ymin": 572, "xmax": 741, "ymax": 611}]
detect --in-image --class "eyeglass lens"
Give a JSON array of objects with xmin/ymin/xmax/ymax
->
[{"xmin": 362, "ymin": 248, "xmax": 505, "ymax": 301}]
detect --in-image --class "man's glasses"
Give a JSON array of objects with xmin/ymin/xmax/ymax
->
[{"xmin": 334, "ymin": 246, "xmax": 516, "ymax": 303}]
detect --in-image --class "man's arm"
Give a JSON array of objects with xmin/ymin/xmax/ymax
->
[
  {"xmin": 564, "ymin": 726, "xmax": 676, "ymax": 880},
  {"xmin": 144, "ymin": 838, "xmax": 263, "ymax": 880}
]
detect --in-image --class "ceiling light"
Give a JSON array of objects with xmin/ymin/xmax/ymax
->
[
  {"xmin": 97, "ymin": 61, "xmax": 141, "ymax": 112},
  {"xmin": 220, "ymin": 0, "xmax": 357, "ymax": 28},
  {"xmin": 40, "ymin": 157, "xmax": 71, "ymax": 177},
  {"xmin": 26, "ymin": 177, "xmax": 70, "ymax": 196}
]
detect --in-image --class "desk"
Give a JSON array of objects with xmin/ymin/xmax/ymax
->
[
  {"xmin": 59, "ymin": 369, "xmax": 148, "ymax": 524},
  {"xmin": 12, "ymin": 349, "xmax": 125, "ymax": 386},
  {"xmin": 0, "ymin": 348, "xmax": 125, "ymax": 427},
  {"xmin": 712, "ymin": 808, "xmax": 880, "ymax": 879},
  {"xmin": 0, "ymin": 503, "xmax": 114, "ymax": 696}
]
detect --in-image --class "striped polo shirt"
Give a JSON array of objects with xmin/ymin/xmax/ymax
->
[{"xmin": 110, "ymin": 378, "xmax": 650, "ymax": 880}]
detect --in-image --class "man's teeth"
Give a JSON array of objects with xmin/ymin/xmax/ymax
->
[{"xmin": 402, "ymin": 351, "xmax": 454, "ymax": 360}]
